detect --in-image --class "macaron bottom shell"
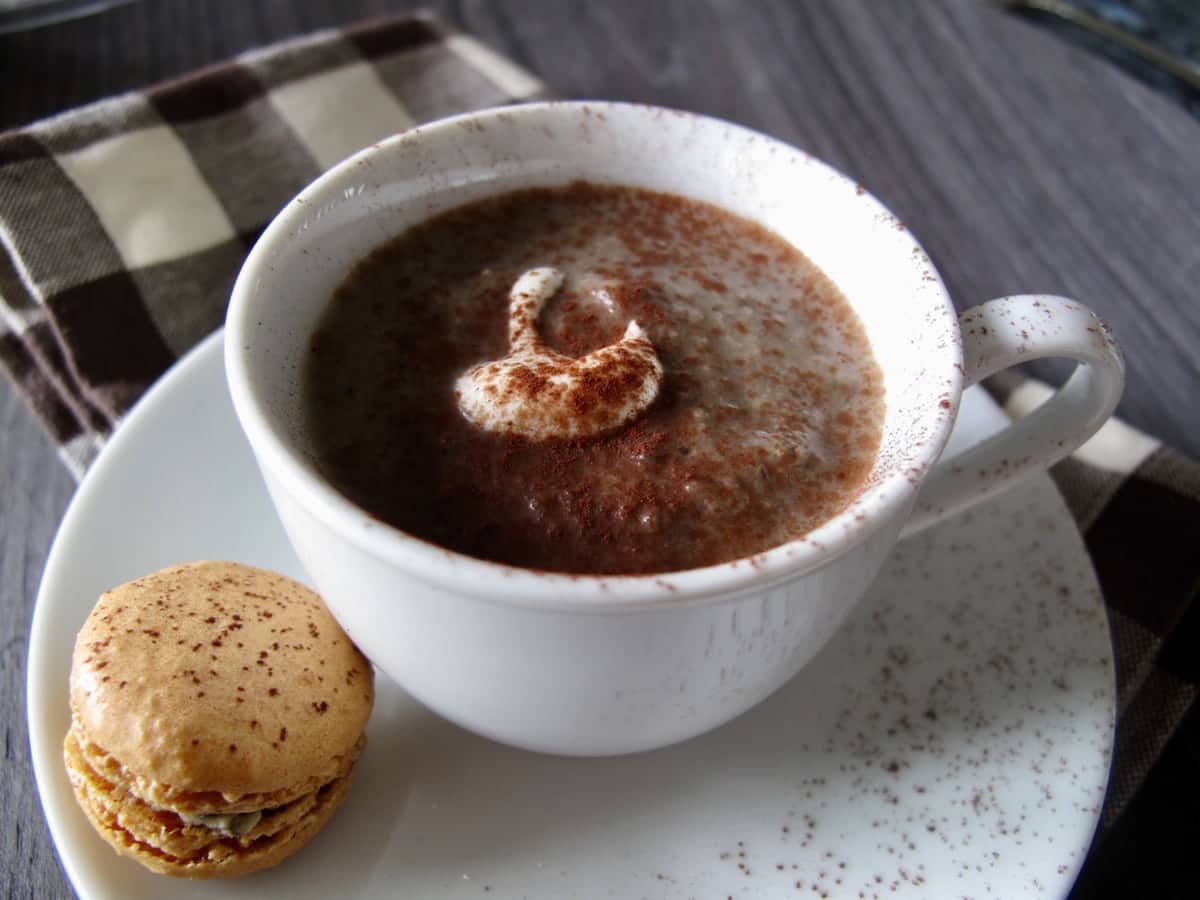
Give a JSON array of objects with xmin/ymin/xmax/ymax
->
[{"xmin": 63, "ymin": 727, "xmax": 357, "ymax": 878}]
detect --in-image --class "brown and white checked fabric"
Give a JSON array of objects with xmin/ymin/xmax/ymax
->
[
  {"xmin": 0, "ymin": 13, "xmax": 1197, "ymax": 896},
  {"xmin": 0, "ymin": 13, "xmax": 547, "ymax": 476}
]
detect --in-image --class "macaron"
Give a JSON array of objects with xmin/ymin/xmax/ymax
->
[{"xmin": 63, "ymin": 561, "xmax": 374, "ymax": 878}]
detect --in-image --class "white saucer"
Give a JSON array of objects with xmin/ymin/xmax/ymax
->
[{"xmin": 28, "ymin": 331, "xmax": 1113, "ymax": 899}]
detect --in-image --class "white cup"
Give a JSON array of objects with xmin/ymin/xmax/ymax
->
[{"xmin": 225, "ymin": 102, "xmax": 1123, "ymax": 756}]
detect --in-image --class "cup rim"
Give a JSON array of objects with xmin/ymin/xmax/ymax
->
[{"xmin": 225, "ymin": 100, "xmax": 962, "ymax": 610}]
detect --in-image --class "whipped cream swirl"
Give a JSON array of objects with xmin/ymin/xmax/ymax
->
[{"xmin": 455, "ymin": 268, "xmax": 663, "ymax": 441}]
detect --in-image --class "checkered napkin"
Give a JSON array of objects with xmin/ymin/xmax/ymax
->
[
  {"xmin": 0, "ymin": 13, "xmax": 1195, "ymax": 895},
  {"xmin": 0, "ymin": 13, "xmax": 547, "ymax": 476}
]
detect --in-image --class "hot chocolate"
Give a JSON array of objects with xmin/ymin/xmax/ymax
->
[{"xmin": 303, "ymin": 181, "xmax": 884, "ymax": 575}]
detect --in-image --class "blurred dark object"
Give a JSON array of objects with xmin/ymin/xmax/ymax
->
[
  {"xmin": 0, "ymin": 0, "xmax": 134, "ymax": 35},
  {"xmin": 1003, "ymin": 0, "xmax": 1200, "ymax": 117}
]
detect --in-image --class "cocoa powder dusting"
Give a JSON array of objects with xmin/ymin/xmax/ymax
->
[{"xmin": 304, "ymin": 182, "xmax": 884, "ymax": 574}]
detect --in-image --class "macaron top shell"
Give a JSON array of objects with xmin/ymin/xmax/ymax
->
[{"xmin": 69, "ymin": 561, "xmax": 373, "ymax": 801}]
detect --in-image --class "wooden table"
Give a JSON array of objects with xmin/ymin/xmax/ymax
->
[{"xmin": 3, "ymin": 1, "xmax": 1197, "ymax": 896}]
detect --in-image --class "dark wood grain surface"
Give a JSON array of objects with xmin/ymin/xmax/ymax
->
[{"xmin": 3, "ymin": 1, "xmax": 1198, "ymax": 897}]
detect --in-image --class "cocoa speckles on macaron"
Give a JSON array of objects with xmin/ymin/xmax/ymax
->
[{"xmin": 63, "ymin": 561, "xmax": 374, "ymax": 878}]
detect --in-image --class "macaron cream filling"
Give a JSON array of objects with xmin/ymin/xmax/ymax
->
[{"xmin": 178, "ymin": 809, "xmax": 264, "ymax": 837}]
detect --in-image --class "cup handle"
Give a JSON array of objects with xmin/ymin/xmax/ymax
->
[{"xmin": 900, "ymin": 294, "xmax": 1124, "ymax": 539}]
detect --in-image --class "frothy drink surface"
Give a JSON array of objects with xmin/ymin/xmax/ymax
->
[{"xmin": 304, "ymin": 182, "xmax": 884, "ymax": 575}]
